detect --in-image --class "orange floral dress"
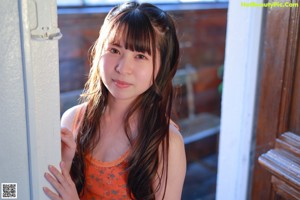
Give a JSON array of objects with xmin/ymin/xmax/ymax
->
[
  {"xmin": 80, "ymin": 151, "xmax": 132, "ymax": 200},
  {"xmin": 72, "ymin": 105, "xmax": 132, "ymax": 200}
]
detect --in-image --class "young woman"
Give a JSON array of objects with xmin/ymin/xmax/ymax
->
[{"xmin": 43, "ymin": 2, "xmax": 186, "ymax": 200}]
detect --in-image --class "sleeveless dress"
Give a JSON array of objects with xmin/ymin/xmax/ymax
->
[
  {"xmin": 80, "ymin": 151, "xmax": 132, "ymax": 200},
  {"xmin": 72, "ymin": 105, "xmax": 132, "ymax": 200}
]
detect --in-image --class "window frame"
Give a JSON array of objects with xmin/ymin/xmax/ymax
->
[{"xmin": 57, "ymin": 0, "xmax": 228, "ymax": 8}]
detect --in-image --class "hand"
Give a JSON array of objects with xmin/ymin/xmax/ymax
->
[
  {"xmin": 43, "ymin": 161, "xmax": 80, "ymax": 200},
  {"xmin": 61, "ymin": 127, "xmax": 76, "ymax": 171}
]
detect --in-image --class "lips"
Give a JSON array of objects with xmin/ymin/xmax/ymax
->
[{"xmin": 112, "ymin": 79, "xmax": 132, "ymax": 88}]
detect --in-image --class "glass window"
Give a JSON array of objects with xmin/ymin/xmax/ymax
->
[
  {"xmin": 57, "ymin": 0, "xmax": 227, "ymax": 7},
  {"xmin": 57, "ymin": 0, "xmax": 83, "ymax": 6}
]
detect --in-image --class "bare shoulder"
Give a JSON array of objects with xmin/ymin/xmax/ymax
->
[
  {"xmin": 61, "ymin": 103, "xmax": 87, "ymax": 132},
  {"xmin": 155, "ymin": 122, "xmax": 186, "ymax": 199},
  {"xmin": 169, "ymin": 122, "xmax": 185, "ymax": 162},
  {"xmin": 169, "ymin": 121, "xmax": 185, "ymax": 146}
]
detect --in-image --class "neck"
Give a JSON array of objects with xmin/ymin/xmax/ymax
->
[
  {"xmin": 104, "ymin": 94, "xmax": 136, "ymax": 123},
  {"xmin": 101, "ymin": 94, "xmax": 139, "ymax": 139}
]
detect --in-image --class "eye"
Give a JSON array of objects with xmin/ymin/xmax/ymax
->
[
  {"xmin": 136, "ymin": 54, "xmax": 147, "ymax": 60},
  {"xmin": 109, "ymin": 48, "xmax": 120, "ymax": 54}
]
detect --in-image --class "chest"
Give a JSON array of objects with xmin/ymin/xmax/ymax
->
[{"xmin": 92, "ymin": 127, "xmax": 131, "ymax": 163}]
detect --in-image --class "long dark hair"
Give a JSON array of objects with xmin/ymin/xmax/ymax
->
[{"xmin": 70, "ymin": 2, "xmax": 179, "ymax": 199}]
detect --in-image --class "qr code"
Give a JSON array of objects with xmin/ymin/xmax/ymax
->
[{"xmin": 1, "ymin": 183, "xmax": 17, "ymax": 199}]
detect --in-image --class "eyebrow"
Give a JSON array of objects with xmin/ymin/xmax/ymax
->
[{"xmin": 108, "ymin": 41, "xmax": 122, "ymax": 48}]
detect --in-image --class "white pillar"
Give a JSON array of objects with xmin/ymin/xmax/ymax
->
[
  {"xmin": 0, "ymin": 0, "xmax": 61, "ymax": 199},
  {"xmin": 216, "ymin": 0, "xmax": 263, "ymax": 199}
]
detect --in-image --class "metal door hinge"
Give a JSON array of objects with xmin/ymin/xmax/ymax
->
[{"xmin": 29, "ymin": 0, "xmax": 62, "ymax": 41}]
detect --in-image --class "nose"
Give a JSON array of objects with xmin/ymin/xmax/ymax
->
[{"xmin": 115, "ymin": 54, "xmax": 132, "ymax": 75}]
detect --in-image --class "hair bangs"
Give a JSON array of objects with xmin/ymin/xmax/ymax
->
[{"xmin": 107, "ymin": 10, "xmax": 155, "ymax": 56}]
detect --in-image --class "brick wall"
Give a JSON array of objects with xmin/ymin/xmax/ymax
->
[{"xmin": 58, "ymin": 7, "xmax": 227, "ymax": 117}]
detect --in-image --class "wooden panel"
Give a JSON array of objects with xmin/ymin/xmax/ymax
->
[
  {"xmin": 251, "ymin": 1, "xmax": 300, "ymax": 199},
  {"xmin": 251, "ymin": 4, "xmax": 292, "ymax": 199},
  {"xmin": 271, "ymin": 176, "xmax": 300, "ymax": 200},
  {"xmin": 289, "ymin": 19, "xmax": 300, "ymax": 133},
  {"xmin": 275, "ymin": 132, "xmax": 300, "ymax": 157},
  {"xmin": 278, "ymin": 0, "xmax": 300, "ymax": 134},
  {"xmin": 258, "ymin": 132, "xmax": 300, "ymax": 199}
]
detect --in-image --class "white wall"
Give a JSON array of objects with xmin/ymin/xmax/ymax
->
[
  {"xmin": 0, "ymin": 0, "xmax": 61, "ymax": 199},
  {"xmin": 216, "ymin": 0, "xmax": 263, "ymax": 199},
  {"xmin": 0, "ymin": 0, "xmax": 31, "ymax": 199}
]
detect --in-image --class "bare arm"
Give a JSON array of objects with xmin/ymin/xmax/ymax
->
[
  {"xmin": 60, "ymin": 104, "xmax": 85, "ymax": 171},
  {"xmin": 43, "ymin": 104, "xmax": 86, "ymax": 199},
  {"xmin": 154, "ymin": 124, "xmax": 187, "ymax": 200}
]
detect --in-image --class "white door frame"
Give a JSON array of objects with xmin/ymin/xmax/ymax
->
[
  {"xmin": 216, "ymin": 1, "xmax": 263, "ymax": 199},
  {"xmin": 0, "ymin": 0, "xmax": 61, "ymax": 199}
]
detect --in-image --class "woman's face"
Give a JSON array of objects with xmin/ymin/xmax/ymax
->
[{"xmin": 99, "ymin": 34, "xmax": 160, "ymax": 103}]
